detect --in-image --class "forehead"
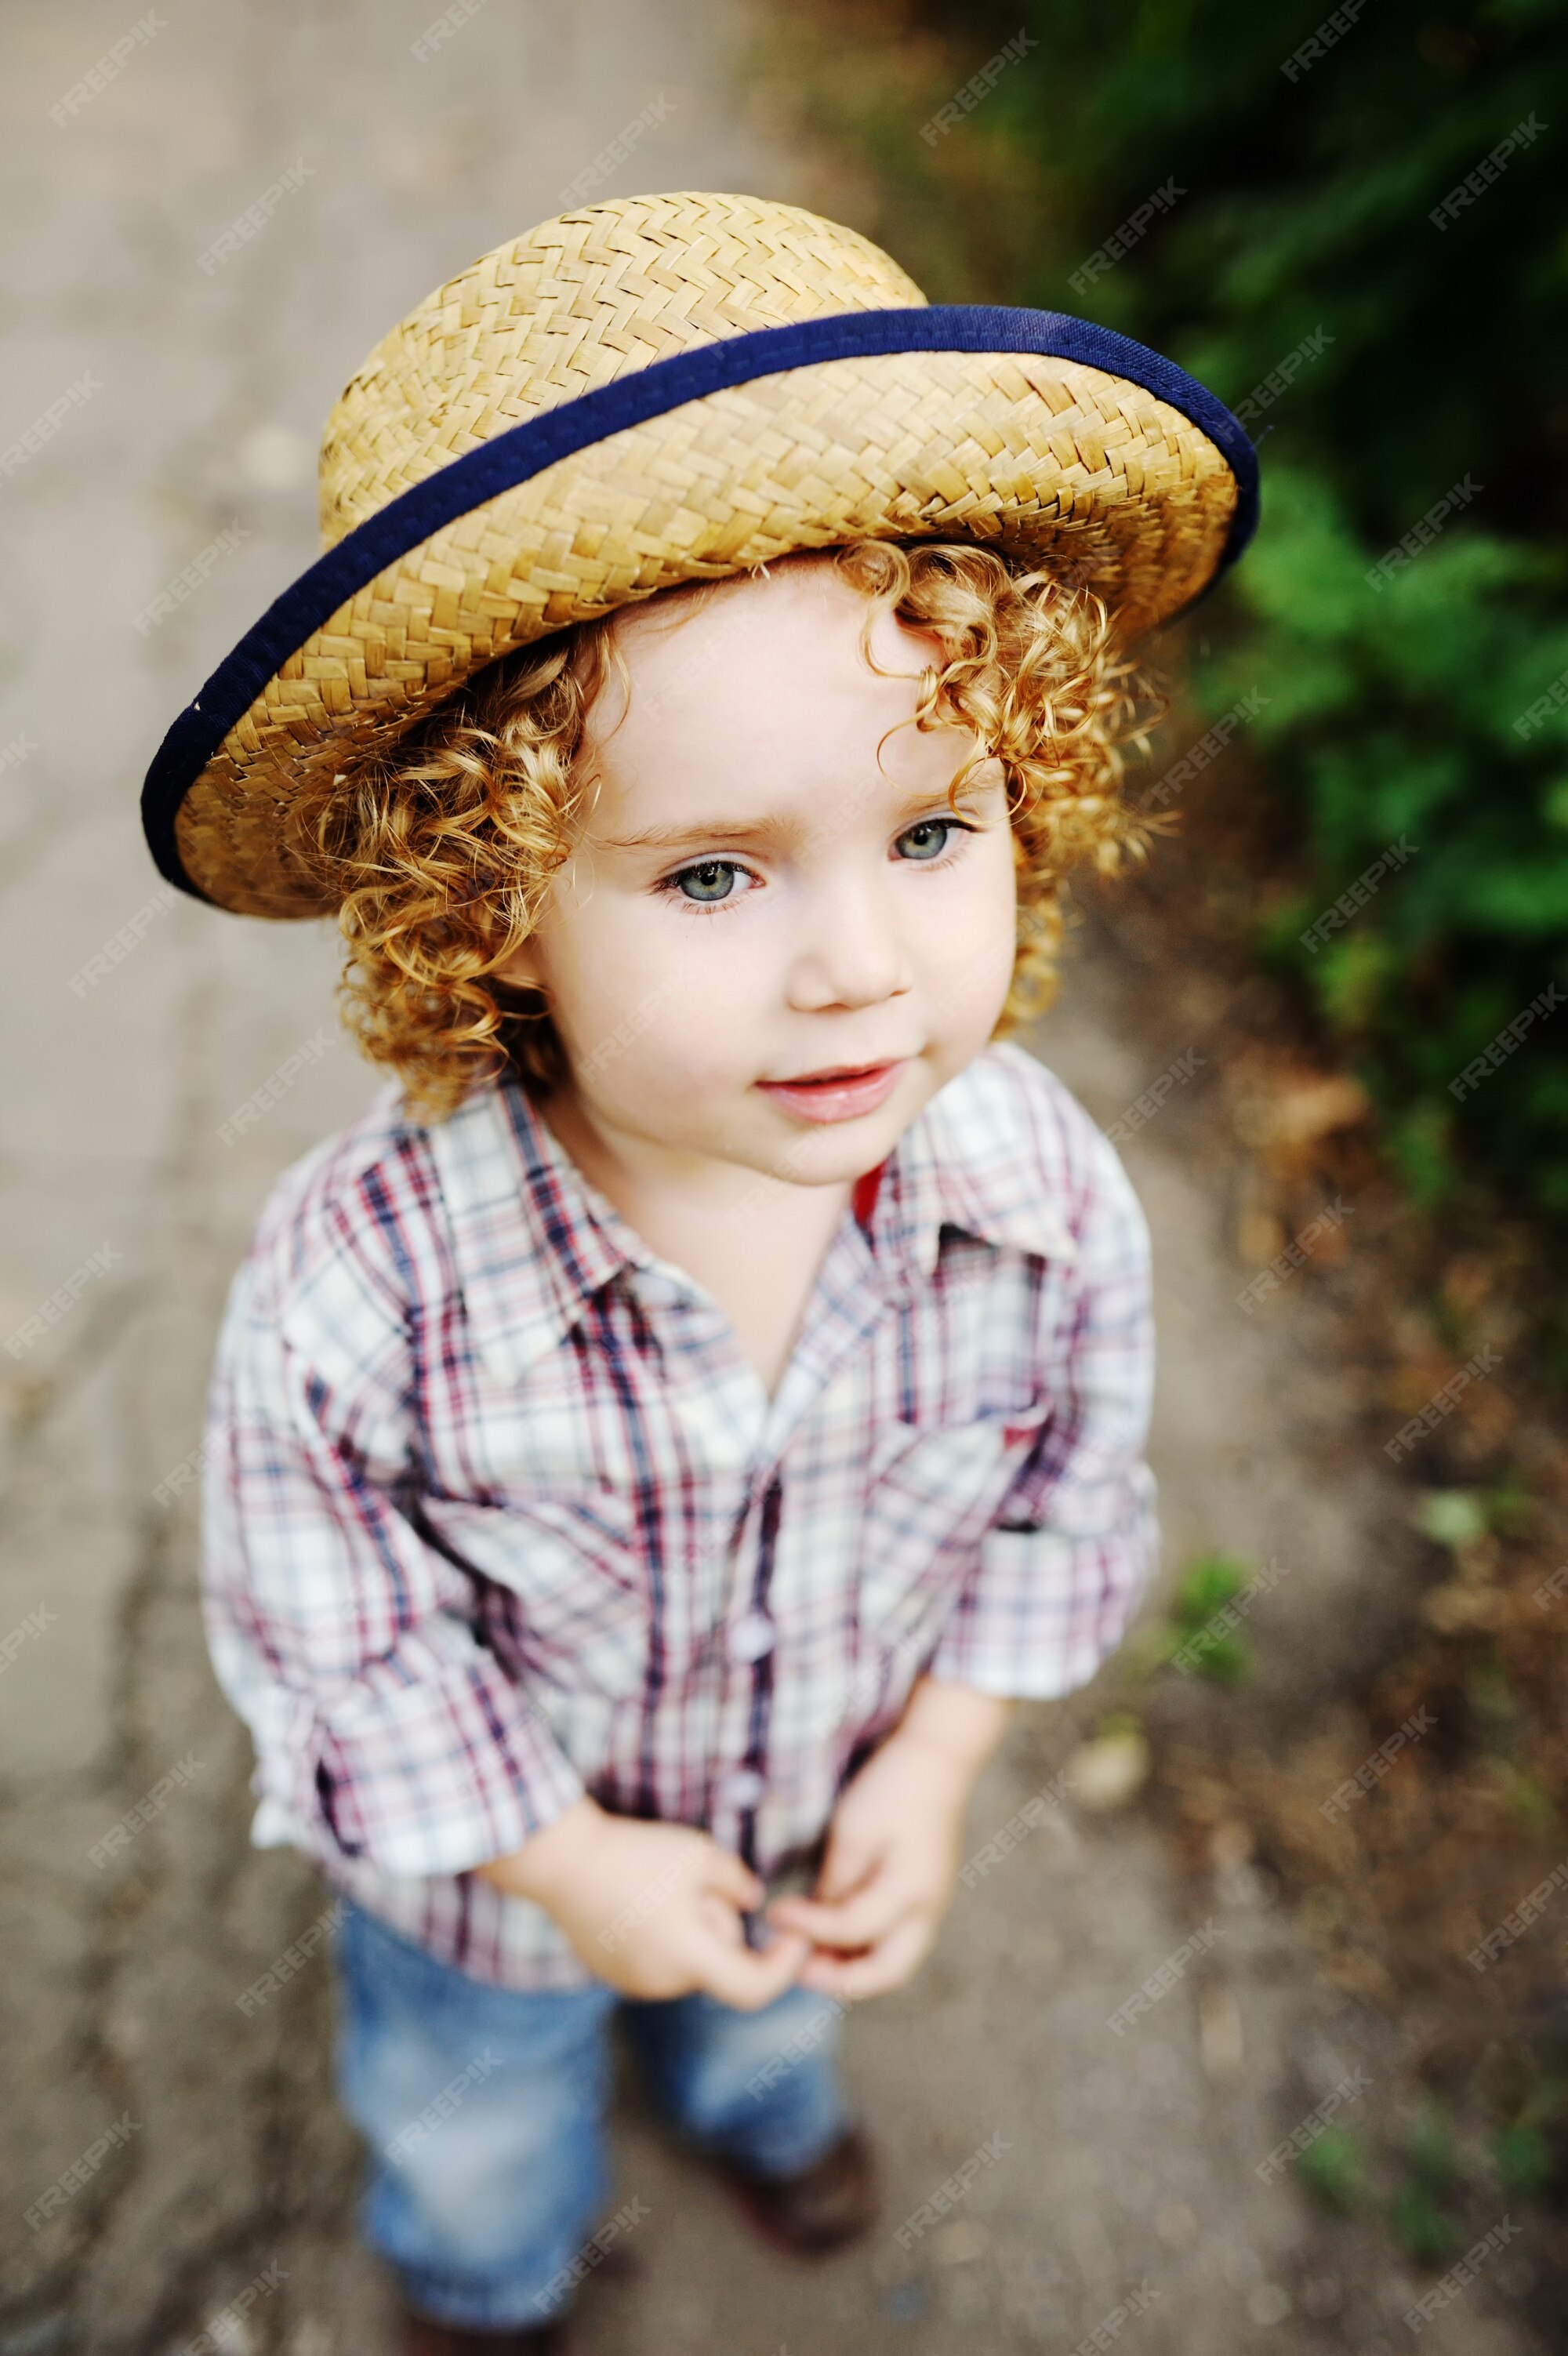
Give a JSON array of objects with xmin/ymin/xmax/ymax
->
[
  {"xmin": 579, "ymin": 557, "xmax": 969, "ymax": 828},
  {"xmin": 612, "ymin": 554, "xmax": 931, "ymax": 691}
]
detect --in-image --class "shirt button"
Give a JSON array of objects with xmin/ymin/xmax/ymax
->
[
  {"xmin": 728, "ymin": 1612, "xmax": 776, "ymax": 1664},
  {"xmin": 721, "ymin": 1766, "xmax": 768, "ymax": 1811}
]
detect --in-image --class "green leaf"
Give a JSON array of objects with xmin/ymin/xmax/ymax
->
[
  {"xmin": 1295, "ymin": 2125, "xmax": 1366, "ymax": 2212},
  {"xmin": 1393, "ymin": 2184, "xmax": 1461, "ymax": 2264},
  {"xmin": 1413, "ymin": 1490, "xmax": 1489, "ymax": 1549},
  {"xmin": 1173, "ymin": 1552, "xmax": 1251, "ymax": 1625},
  {"xmin": 1407, "ymin": 2099, "xmax": 1462, "ymax": 2197},
  {"xmin": 1494, "ymin": 2120, "xmax": 1555, "ymax": 2198}
]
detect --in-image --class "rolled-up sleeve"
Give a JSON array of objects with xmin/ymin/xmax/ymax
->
[
  {"xmin": 927, "ymin": 1122, "xmax": 1159, "ymax": 1698},
  {"xmin": 200, "ymin": 1193, "xmax": 583, "ymax": 1880}
]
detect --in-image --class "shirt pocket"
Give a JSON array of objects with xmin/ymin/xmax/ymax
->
[
  {"xmin": 857, "ymin": 1401, "xmax": 1055, "ymax": 1652},
  {"xmin": 417, "ymin": 1485, "xmax": 649, "ymax": 1703}
]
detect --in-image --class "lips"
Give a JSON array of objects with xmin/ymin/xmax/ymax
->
[
  {"xmin": 770, "ymin": 1059, "xmax": 889, "ymax": 1085},
  {"xmin": 756, "ymin": 1058, "xmax": 908, "ymax": 1125}
]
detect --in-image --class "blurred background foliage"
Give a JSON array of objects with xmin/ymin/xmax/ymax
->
[{"xmin": 763, "ymin": 0, "xmax": 1568, "ymax": 1229}]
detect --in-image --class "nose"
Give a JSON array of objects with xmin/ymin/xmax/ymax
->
[{"xmin": 783, "ymin": 860, "xmax": 913, "ymax": 1011}]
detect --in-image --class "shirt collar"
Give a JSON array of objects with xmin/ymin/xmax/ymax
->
[
  {"xmin": 868, "ymin": 1043, "xmax": 1080, "ymax": 1297},
  {"xmin": 426, "ymin": 1042, "xmax": 1078, "ymax": 1384}
]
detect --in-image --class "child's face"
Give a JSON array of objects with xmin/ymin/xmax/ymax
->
[{"xmin": 498, "ymin": 554, "xmax": 1018, "ymax": 1189}]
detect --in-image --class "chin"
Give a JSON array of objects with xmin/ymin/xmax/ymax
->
[{"xmin": 765, "ymin": 1095, "xmax": 926, "ymax": 1178}]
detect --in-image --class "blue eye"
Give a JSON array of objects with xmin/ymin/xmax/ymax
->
[
  {"xmin": 668, "ymin": 859, "xmax": 743, "ymax": 904},
  {"xmin": 898, "ymin": 817, "xmax": 967, "ymax": 862}
]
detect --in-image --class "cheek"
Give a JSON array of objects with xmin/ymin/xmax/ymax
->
[
  {"xmin": 928, "ymin": 832, "xmax": 1019, "ymax": 1016},
  {"xmin": 551, "ymin": 906, "xmax": 755, "ymax": 1092}
]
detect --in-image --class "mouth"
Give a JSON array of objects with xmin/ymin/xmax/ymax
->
[
  {"xmin": 756, "ymin": 1057, "xmax": 909, "ymax": 1124},
  {"xmin": 768, "ymin": 1059, "xmax": 893, "ymax": 1085}
]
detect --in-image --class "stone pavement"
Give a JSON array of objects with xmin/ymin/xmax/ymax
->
[{"xmin": 0, "ymin": 5, "xmax": 1543, "ymax": 2353}]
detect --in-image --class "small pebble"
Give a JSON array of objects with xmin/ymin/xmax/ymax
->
[{"xmin": 1065, "ymin": 1729, "xmax": 1150, "ymax": 1811}]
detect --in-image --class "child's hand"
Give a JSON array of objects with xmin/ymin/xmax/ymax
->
[
  {"xmin": 474, "ymin": 1798, "xmax": 811, "ymax": 2010},
  {"xmin": 762, "ymin": 1732, "xmax": 968, "ymax": 1997},
  {"xmin": 764, "ymin": 1678, "xmax": 1013, "ymax": 2000}
]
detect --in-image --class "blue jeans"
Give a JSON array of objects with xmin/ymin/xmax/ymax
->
[{"xmin": 330, "ymin": 1897, "xmax": 853, "ymax": 2329}]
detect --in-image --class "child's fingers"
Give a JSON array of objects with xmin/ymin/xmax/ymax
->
[
  {"xmin": 812, "ymin": 1827, "xmax": 881, "ymax": 1904},
  {"xmin": 796, "ymin": 1915, "xmax": 930, "ymax": 1999},
  {"xmin": 696, "ymin": 1926, "xmax": 811, "ymax": 2012},
  {"xmin": 766, "ymin": 1875, "xmax": 905, "ymax": 1950},
  {"xmin": 698, "ymin": 1840, "xmax": 766, "ymax": 1914}
]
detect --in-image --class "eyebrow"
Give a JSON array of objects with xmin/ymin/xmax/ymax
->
[{"xmin": 597, "ymin": 777, "xmax": 996, "ymax": 854}]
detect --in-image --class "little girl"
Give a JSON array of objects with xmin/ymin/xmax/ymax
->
[{"xmin": 141, "ymin": 191, "xmax": 1256, "ymax": 2351}]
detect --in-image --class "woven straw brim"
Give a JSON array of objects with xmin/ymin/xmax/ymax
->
[{"xmin": 174, "ymin": 350, "xmax": 1237, "ymax": 918}]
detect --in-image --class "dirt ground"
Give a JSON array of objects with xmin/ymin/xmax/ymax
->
[{"xmin": 0, "ymin": 4, "xmax": 1552, "ymax": 2351}]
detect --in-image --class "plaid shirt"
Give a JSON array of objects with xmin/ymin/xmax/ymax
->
[{"xmin": 201, "ymin": 1040, "xmax": 1157, "ymax": 1990}]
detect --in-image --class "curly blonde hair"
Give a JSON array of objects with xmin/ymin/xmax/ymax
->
[{"xmin": 285, "ymin": 539, "xmax": 1160, "ymax": 1124}]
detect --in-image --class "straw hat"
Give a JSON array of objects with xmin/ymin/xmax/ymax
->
[{"xmin": 141, "ymin": 190, "xmax": 1258, "ymax": 920}]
